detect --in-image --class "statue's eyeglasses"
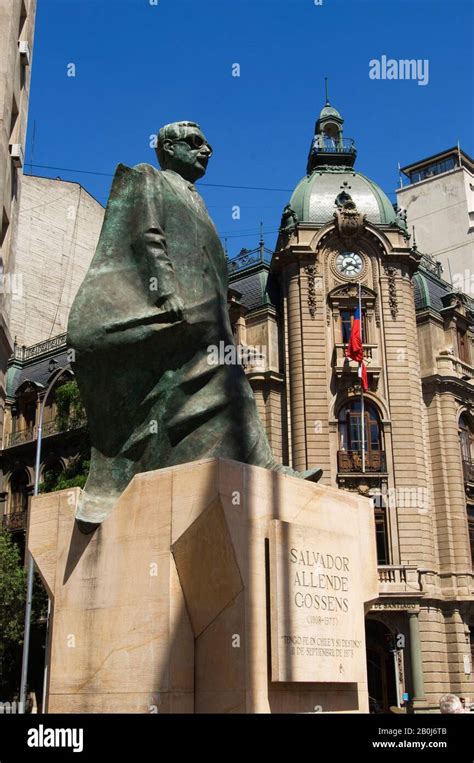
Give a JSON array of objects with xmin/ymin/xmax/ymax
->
[{"xmin": 171, "ymin": 134, "xmax": 213, "ymax": 156}]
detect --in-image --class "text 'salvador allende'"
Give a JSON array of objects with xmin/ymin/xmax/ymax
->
[{"xmin": 290, "ymin": 548, "xmax": 350, "ymax": 612}]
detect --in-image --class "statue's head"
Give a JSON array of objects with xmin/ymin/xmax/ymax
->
[{"xmin": 156, "ymin": 121, "xmax": 212, "ymax": 182}]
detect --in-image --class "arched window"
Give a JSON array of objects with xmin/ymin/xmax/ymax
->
[
  {"xmin": 41, "ymin": 458, "xmax": 64, "ymax": 493},
  {"xmin": 14, "ymin": 382, "xmax": 39, "ymax": 435},
  {"xmin": 338, "ymin": 399, "xmax": 385, "ymax": 472},
  {"xmin": 7, "ymin": 469, "xmax": 30, "ymax": 531},
  {"xmin": 459, "ymin": 414, "xmax": 474, "ymax": 464}
]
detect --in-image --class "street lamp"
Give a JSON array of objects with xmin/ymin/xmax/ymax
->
[{"xmin": 19, "ymin": 363, "xmax": 71, "ymax": 713}]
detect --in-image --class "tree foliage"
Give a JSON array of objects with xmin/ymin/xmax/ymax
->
[
  {"xmin": 54, "ymin": 380, "xmax": 86, "ymax": 432},
  {"xmin": 0, "ymin": 530, "xmax": 26, "ymax": 642},
  {"xmin": 0, "ymin": 529, "xmax": 49, "ymax": 700},
  {"xmin": 39, "ymin": 379, "xmax": 90, "ymax": 493}
]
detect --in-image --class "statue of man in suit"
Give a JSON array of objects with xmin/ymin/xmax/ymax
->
[{"xmin": 68, "ymin": 121, "xmax": 322, "ymax": 532}]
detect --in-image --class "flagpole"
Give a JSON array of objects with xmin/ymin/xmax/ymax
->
[{"xmin": 359, "ymin": 282, "xmax": 366, "ymax": 474}]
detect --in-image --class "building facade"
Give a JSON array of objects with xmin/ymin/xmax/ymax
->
[
  {"xmin": 10, "ymin": 175, "xmax": 104, "ymax": 346},
  {"xmin": 0, "ymin": 0, "xmax": 36, "ymax": 441},
  {"xmin": 228, "ymin": 101, "xmax": 474, "ymax": 712},
  {"xmin": 397, "ymin": 147, "xmax": 474, "ymax": 285},
  {"xmin": 0, "ymin": 333, "xmax": 85, "ymax": 560}
]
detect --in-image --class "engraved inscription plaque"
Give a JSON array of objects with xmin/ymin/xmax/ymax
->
[{"xmin": 269, "ymin": 519, "xmax": 366, "ymax": 683}]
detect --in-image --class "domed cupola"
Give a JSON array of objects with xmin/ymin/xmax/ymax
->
[
  {"xmin": 288, "ymin": 91, "xmax": 398, "ymax": 228},
  {"xmin": 306, "ymin": 85, "xmax": 356, "ymax": 174}
]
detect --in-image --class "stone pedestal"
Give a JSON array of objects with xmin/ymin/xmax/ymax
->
[{"xmin": 28, "ymin": 458, "xmax": 378, "ymax": 713}]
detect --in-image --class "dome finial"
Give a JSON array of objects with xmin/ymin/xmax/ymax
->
[{"xmin": 325, "ymin": 76, "xmax": 330, "ymax": 106}]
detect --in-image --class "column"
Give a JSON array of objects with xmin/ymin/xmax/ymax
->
[{"xmin": 409, "ymin": 612, "xmax": 427, "ymax": 711}]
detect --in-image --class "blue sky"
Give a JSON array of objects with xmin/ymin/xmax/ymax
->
[{"xmin": 27, "ymin": 0, "xmax": 474, "ymax": 258}]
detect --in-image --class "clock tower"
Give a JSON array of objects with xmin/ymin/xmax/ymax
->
[
  {"xmin": 272, "ymin": 99, "xmax": 434, "ymax": 711},
  {"xmin": 228, "ymin": 98, "xmax": 474, "ymax": 712}
]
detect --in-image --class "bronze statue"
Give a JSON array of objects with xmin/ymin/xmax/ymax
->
[{"xmin": 68, "ymin": 121, "xmax": 322, "ymax": 532}]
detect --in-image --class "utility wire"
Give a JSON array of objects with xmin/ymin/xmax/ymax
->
[
  {"xmin": 28, "ymin": 163, "xmax": 293, "ymax": 193},
  {"xmin": 27, "ymin": 162, "xmax": 398, "ymax": 198}
]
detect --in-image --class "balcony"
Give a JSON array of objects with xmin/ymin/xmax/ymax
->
[
  {"xmin": 435, "ymin": 352, "xmax": 473, "ymax": 381},
  {"xmin": 377, "ymin": 565, "xmax": 421, "ymax": 595},
  {"xmin": 3, "ymin": 415, "xmax": 86, "ymax": 449},
  {"xmin": 334, "ymin": 343, "xmax": 381, "ymax": 382},
  {"xmin": 12, "ymin": 333, "xmax": 68, "ymax": 362},
  {"xmin": 338, "ymin": 449, "xmax": 386, "ymax": 474},
  {"xmin": 5, "ymin": 427, "xmax": 35, "ymax": 447},
  {"xmin": 307, "ymin": 138, "xmax": 357, "ymax": 172},
  {"xmin": 2, "ymin": 510, "xmax": 27, "ymax": 532}
]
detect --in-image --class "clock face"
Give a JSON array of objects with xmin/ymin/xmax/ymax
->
[{"xmin": 336, "ymin": 251, "xmax": 364, "ymax": 277}]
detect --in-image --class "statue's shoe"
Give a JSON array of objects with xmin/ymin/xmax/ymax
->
[
  {"xmin": 301, "ymin": 467, "xmax": 323, "ymax": 482},
  {"xmin": 268, "ymin": 461, "xmax": 323, "ymax": 483}
]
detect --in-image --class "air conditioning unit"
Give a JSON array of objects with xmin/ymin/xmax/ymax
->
[
  {"xmin": 9, "ymin": 144, "xmax": 24, "ymax": 168},
  {"xmin": 18, "ymin": 40, "xmax": 30, "ymax": 65}
]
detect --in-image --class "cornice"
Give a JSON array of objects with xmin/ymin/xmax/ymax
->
[{"xmin": 421, "ymin": 374, "xmax": 474, "ymax": 400}]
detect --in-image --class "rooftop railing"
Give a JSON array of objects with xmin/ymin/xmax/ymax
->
[
  {"xmin": 310, "ymin": 137, "xmax": 356, "ymax": 155},
  {"xmin": 12, "ymin": 333, "xmax": 68, "ymax": 362}
]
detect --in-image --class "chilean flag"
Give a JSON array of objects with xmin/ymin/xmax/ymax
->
[{"xmin": 346, "ymin": 304, "xmax": 369, "ymax": 391}]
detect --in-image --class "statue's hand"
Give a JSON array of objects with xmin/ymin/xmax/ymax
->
[{"xmin": 158, "ymin": 294, "xmax": 184, "ymax": 321}]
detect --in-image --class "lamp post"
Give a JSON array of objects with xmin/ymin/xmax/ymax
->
[{"xmin": 19, "ymin": 363, "xmax": 70, "ymax": 713}]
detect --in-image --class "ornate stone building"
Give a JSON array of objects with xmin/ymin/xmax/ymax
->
[
  {"xmin": 229, "ymin": 101, "xmax": 474, "ymax": 712},
  {"xmin": 0, "ymin": 333, "xmax": 85, "ymax": 560},
  {"xmin": 1, "ymin": 99, "xmax": 472, "ymax": 713}
]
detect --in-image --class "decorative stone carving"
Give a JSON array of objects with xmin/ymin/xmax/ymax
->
[
  {"xmin": 279, "ymin": 204, "xmax": 299, "ymax": 241},
  {"xmin": 333, "ymin": 194, "xmax": 366, "ymax": 241},
  {"xmin": 304, "ymin": 263, "xmax": 317, "ymax": 319},
  {"xmin": 384, "ymin": 265, "xmax": 399, "ymax": 319}
]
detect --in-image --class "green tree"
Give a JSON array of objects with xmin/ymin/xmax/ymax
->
[
  {"xmin": 0, "ymin": 530, "xmax": 26, "ymax": 642},
  {"xmin": 0, "ymin": 529, "xmax": 49, "ymax": 700},
  {"xmin": 54, "ymin": 380, "xmax": 86, "ymax": 432},
  {"xmin": 40, "ymin": 379, "xmax": 90, "ymax": 493}
]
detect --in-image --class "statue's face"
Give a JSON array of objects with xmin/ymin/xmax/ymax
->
[{"xmin": 163, "ymin": 127, "xmax": 213, "ymax": 182}]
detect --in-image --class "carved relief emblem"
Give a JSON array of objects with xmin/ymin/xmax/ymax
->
[{"xmin": 333, "ymin": 193, "xmax": 366, "ymax": 240}]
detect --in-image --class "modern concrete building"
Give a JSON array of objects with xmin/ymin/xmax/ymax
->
[
  {"xmin": 228, "ymin": 101, "xmax": 474, "ymax": 712},
  {"xmin": 397, "ymin": 147, "xmax": 474, "ymax": 290},
  {"xmin": 0, "ymin": 0, "xmax": 36, "ymax": 441},
  {"xmin": 10, "ymin": 175, "xmax": 105, "ymax": 346}
]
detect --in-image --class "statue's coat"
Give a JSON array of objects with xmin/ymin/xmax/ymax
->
[{"xmin": 68, "ymin": 163, "xmax": 280, "ymax": 523}]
